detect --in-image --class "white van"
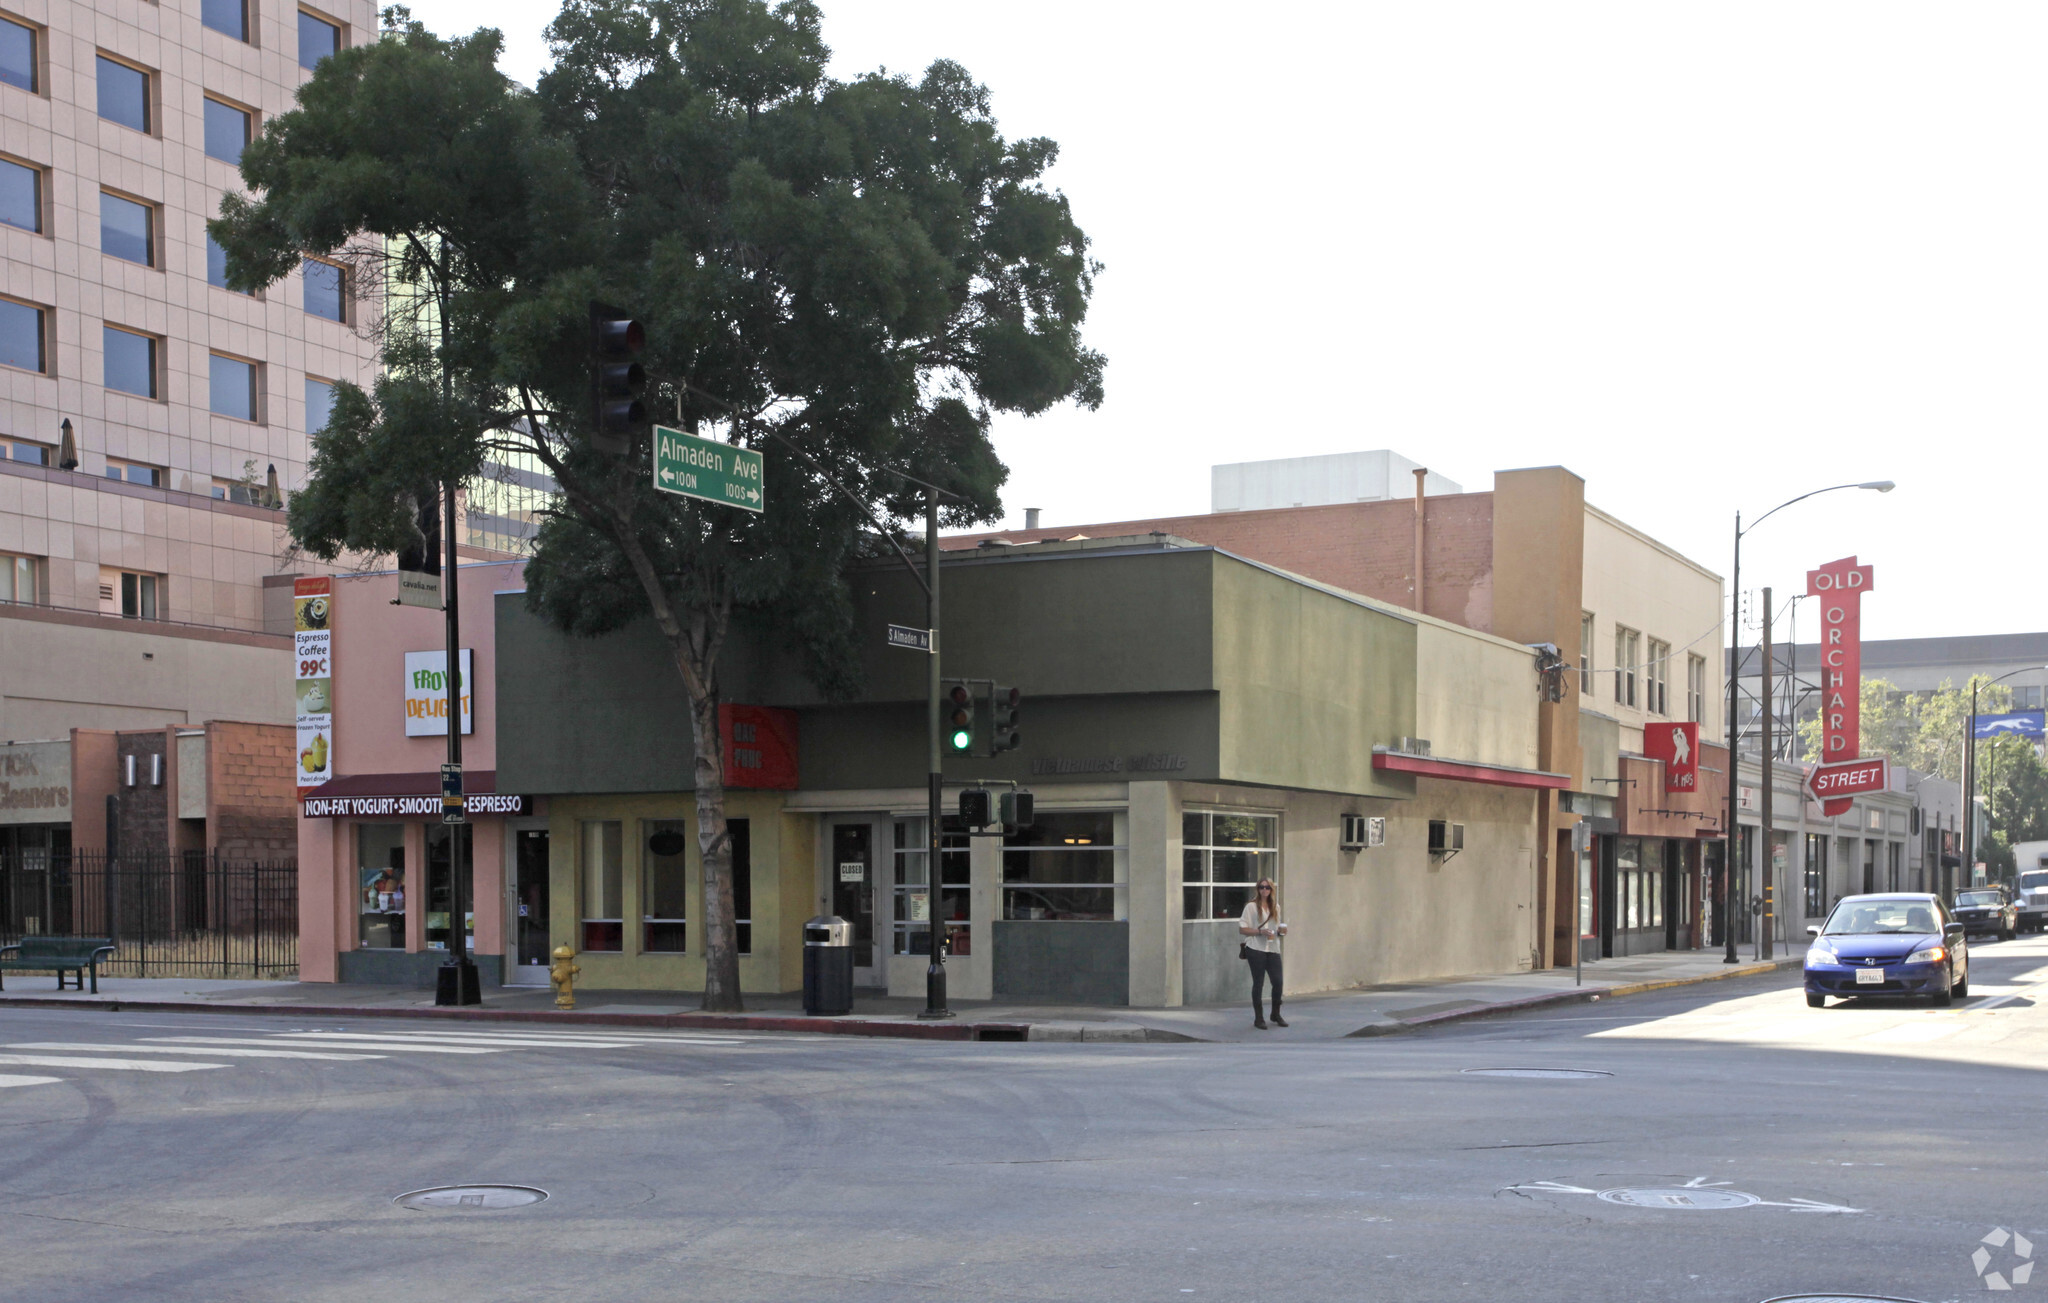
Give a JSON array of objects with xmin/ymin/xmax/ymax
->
[{"xmin": 2011, "ymin": 841, "xmax": 2048, "ymax": 933}]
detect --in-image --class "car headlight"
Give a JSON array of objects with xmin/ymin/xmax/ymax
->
[
  {"xmin": 1905, "ymin": 946, "xmax": 1946, "ymax": 965},
  {"xmin": 1806, "ymin": 946, "xmax": 1836, "ymax": 965}
]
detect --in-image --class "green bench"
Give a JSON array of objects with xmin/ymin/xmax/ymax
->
[{"xmin": 0, "ymin": 937, "xmax": 117, "ymax": 994}]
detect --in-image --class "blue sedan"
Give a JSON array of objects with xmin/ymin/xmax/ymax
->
[{"xmin": 1804, "ymin": 892, "xmax": 1969, "ymax": 1008}]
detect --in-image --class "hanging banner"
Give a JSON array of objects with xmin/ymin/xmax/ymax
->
[
  {"xmin": 1974, "ymin": 710, "xmax": 2047, "ymax": 741},
  {"xmin": 1643, "ymin": 720, "xmax": 1701, "ymax": 793},
  {"xmin": 294, "ymin": 577, "xmax": 335, "ymax": 795},
  {"xmin": 403, "ymin": 649, "xmax": 474, "ymax": 737},
  {"xmin": 1806, "ymin": 556, "xmax": 1873, "ymax": 816},
  {"xmin": 395, "ymin": 492, "xmax": 442, "ymax": 609}
]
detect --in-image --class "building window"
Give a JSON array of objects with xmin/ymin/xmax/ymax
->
[
  {"xmin": 1, "ymin": 16, "xmax": 36, "ymax": 93},
  {"xmin": 209, "ymin": 352, "xmax": 259, "ymax": 420},
  {"xmin": 1002, "ymin": 811, "xmax": 1124, "ymax": 921},
  {"xmin": 893, "ymin": 817, "xmax": 966, "ymax": 956},
  {"xmin": 104, "ymin": 327, "xmax": 159, "ymax": 398},
  {"xmin": 356, "ymin": 823, "xmax": 406, "ymax": 949},
  {"xmin": 211, "ymin": 476, "xmax": 257, "ymax": 504},
  {"xmin": 1688, "ymin": 654, "xmax": 1707, "ymax": 724},
  {"xmin": 1182, "ymin": 811, "xmax": 1278, "ymax": 921},
  {"xmin": 298, "ymin": 9, "xmax": 340, "ymax": 68},
  {"xmin": 1614, "ymin": 626, "xmax": 1639, "ymax": 708},
  {"xmin": 95, "ymin": 55, "xmax": 150, "ymax": 133},
  {"xmin": 306, "ymin": 377, "xmax": 336, "ymax": 433},
  {"xmin": 0, "ymin": 552, "xmax": 39, "ymax": 604},
  {"xmin": 99, "ymin": 568, "xmax": 161, "ymax": 619},
  {"xmin": 302, "ymin": 257, "xmax": 346, "ymax": 321},
  {"xmin": 1888, "ymin": 841, "xmax": 1903, "ymax": 893},
  {"xmin": 1804, "ymin": 833, "xmax": 1827, "ymax": 919},
  {"xmin": 100, "ymin": 191, "xmax": 154, "ymax": 266},
  {"xmin": 0, "ymin": 156, "xmax": 40, "ymax": 232},
  {"xmin": 203, "ymin": 97, "xmax": 251, "ymax": 164},
  {"xmin": 0, "ymin": 297, "xmax": 44, "ymax": 372},
  {"xmin": 201, "ymin": 0, "xmax": 248, "ymax": 42},
  {"xmin": 641, "ymin": 819, "xmax": 687, "ymax": 952},
  {"xmin": 425, "ymin": 824, "xmax": 472, "ymax": 950},
  {"xmin": 5, "ymin": 438, "xmax": 50, "ymax": 465},
  {"xmin": 104, "ymin": 458, "xmax": 162, "ymax": 487},
  {"xmin": 1646, "ymin": 639, "xmax": 1670, "ymax": 716},
  {"xmin": 580, "ymin": 819, "xmax": 622, "ymax": 951},
  {"xmin": 1616, "ymin": 837, "xmax": 1664, "ymax": 932},
  {"xmin": 1579, "ymin": 611, "xmax": 1594, "ymax": 694}
]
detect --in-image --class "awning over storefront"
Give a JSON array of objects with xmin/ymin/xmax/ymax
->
[
  {"xmin": 300, "ymin": 770, "xmax": 531, "ymax": 818},
  {"xmin": 1370, "ymin": 748, "xmax": 1571, "ymax": 790}
]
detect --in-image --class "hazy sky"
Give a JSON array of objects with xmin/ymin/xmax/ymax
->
[{"xmin": 403, "ymin": 0, "xmax": 2043, "ymax": 643}]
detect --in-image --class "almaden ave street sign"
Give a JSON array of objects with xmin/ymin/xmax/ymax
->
[{"xmin": 653, "ymin": 425, "xmax": 765, "ymax": 513}]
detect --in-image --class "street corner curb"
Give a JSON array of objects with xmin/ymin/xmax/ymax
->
[
  {"xmin": 1381, "ymin": 955, "xmax": 1806, "ymax": 1034},
  {"xmin": 1344, "ymin": 1017, "xmax": 1410, "ymax": 1038}
]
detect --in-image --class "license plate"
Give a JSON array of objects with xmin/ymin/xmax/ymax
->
[{"xmin": 1856, "ymin": 967, "xmax": 1885, "ymax": 985}]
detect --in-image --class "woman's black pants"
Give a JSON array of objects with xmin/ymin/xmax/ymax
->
[{"xmin": 1247, "ymin": 949, "xmax": 1282, "ymax": 1017}]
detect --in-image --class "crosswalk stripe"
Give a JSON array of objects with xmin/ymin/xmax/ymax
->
[
  {"xmin": 266, "ymin": 1029, "xmax": 762, "ymax": 1047},
  {"xmin": 0, "ymin": 1054, "xmax": 224, "ymax": 1073},
  {"xmin": 262, "ymin": 1031, "xmax": 643, "ymax": 1049},
  {"xmin": 8, "ymin": 1042, "xmax": 386, "ymax": 1061},
  {"xmin": 0, "ymin": 1074, "xmax": 63, "ymax": 1089},
  {"xmin": 150, "ymin": 1036, "xmax": 499, "ymax": 1056}
]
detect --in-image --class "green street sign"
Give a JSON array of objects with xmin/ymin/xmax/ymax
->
[{"xmin": 653, "ymin": 425, "xmax": 765, "ymax": 513}]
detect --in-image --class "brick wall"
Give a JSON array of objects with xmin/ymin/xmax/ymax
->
[
  {"xmin": 112, "ymin": 732, "xmax": 169, "ymax": 855},
  {"xmin": 206, "ymin": 721, "xmax": 298, "ymax": 860}
]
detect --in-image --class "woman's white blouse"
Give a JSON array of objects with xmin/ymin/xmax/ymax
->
[{"xmin": 1238, "ymin": 902, "xmax": 1284, "ymax": 953}]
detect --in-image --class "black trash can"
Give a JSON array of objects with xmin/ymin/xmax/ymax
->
[{"xmin": 803, "ymin": 914, "xmax": 854, "ymax": 1016}]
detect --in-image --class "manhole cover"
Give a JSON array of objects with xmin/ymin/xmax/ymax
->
[
  {"xmin": 393, "ymin": 1184, "xmax": 548, "ymax": 1211},
  {"xmin": 1461, "ymin": 1067, "xmax": 1612, "ymax": 1079},
  {"xmin": 1597, "ymin": 1187, "xmax": 1760, "ymax": 1210}
]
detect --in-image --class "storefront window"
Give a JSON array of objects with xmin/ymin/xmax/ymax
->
[
  {"xmin": 1003, "ymin": 811, "xmax": 1124, "ymax": 921},
  {"xmin": 642, "ymin": 820, "xmax": 687, "ymax": 952},
  {"xmin": 425, "ymin": 824, "xmax": 472, "ymax": 950},
  {"xmin": 581, "ymin": 820, "xmax": 622, "ymax": 951},
  {"xmin": 894, "ymin": 817, "xmax": 968, "ymax": 955},
  {"xmin": 357, "ymin": 823, "xmax": 405, "ymax": 949},
  {"xmin": 1181, "ymin": 811, "xmax": 1277, "ymax": 921},
  {"xmin": 1615, "ymin": 837, "xmax": 1664, "ymax": 932},
  {"xmin": 1804, "ymin": 834, "xmax": 1828, "ymax": 919}
]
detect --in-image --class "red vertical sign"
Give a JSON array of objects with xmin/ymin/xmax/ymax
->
[
  {"xmin": 1643, "ymin": 720, "xmax": 1701, "ymax": 793},
  {"xmin": 1805, "ymin": 556, "xmax": 1873, "ymax": 816}
]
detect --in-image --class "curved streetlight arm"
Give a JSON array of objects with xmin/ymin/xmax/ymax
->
[{"xmin": 1741, "ymin": 481, "xmax": 1896, "ymax": 538}]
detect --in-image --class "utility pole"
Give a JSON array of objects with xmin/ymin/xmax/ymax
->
[
  {"xmin": 435, "ymin": 479, "xmax": 478, "ymax": 1005},
  {"xmin": 919, "ymin": 491, "xmax": 953, "ymax": 1019},
  {"xmin": 1759, "ymin": 587, "xmax": 1774, "ymax": 961}
]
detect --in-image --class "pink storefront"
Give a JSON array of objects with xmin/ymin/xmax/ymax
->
[{"xmin": 296, "ymin": 560, "xmax": 549, "ymax": 987}]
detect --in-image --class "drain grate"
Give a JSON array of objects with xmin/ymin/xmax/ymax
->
[
  {"xmin": 1598, "ymin": 1187, "xmax": 1758, "ymax": 1210},
  {"xmin": 393, "ymin": 1184, "xmax": 548, "ymax": 1212},
  {"xmin": 1461, "ymin": 1067, "xmax": 1612, "ymax": 1079}
]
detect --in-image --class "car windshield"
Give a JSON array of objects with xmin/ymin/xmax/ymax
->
[
  {"xmin": 1822, "ymin": 901, "xmax": 1938, "ymax": 935},
  {"xmin": 1958, "ymin": 891, "xmax": 2004, "ymax": 907},
  {"xmin": 2020, "ymin": 871, "xmax": 2048, "ymax": 890}
]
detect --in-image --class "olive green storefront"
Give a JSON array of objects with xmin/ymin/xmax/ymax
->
[{"xmin": 500, "ymin": 537, "xmax": 1560, "ymax": 1006}]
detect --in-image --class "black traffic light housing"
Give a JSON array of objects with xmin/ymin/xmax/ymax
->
[
  {"xmin": 589, "ymin": 301, "xmax": 646, "ymax": 456},
  {"xmin": 999, "ymin": 790, "xmax": 1033, "ymax": 831},
  {"xmin": 958, "ymin": 787, "xmax": 993, "ymax": 829},
  {"xmin": 946, "ymin": 684, "xmax": 974, "ymax": 753},
  {"xmin": 990, "ymin": 684, "xmax": 1021, "ymax": 754}
]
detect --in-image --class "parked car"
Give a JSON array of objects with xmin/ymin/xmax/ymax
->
[
  {"xmin": 1953, "ymin": 888, "xmax": 2017, "ymax": 941},
  {"xmin": 1805, "ymin": 893, "xmax": 1967, "ymax": 1008},
  {"xmin": 2009, "ymin": 843, "xmax": 2048, "ymax": 932}
]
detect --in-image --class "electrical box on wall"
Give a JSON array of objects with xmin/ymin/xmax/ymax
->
[
  {"xmin": 1340, "ymin": 815, "xmax": 1386, "ymax": 851},
  {"xmin": 1428, "ymin": 820, "xmax": 1464, "ymax": 859}
]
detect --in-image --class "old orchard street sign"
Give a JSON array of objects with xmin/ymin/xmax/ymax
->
[{"xmin": 653, "ymin": 425, "xmax": 765, "ymax": 513}]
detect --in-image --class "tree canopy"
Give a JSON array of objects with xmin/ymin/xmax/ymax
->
[{"xmin": 214, "ymin": 0, "xmax": 1104, "ymax": 1009}]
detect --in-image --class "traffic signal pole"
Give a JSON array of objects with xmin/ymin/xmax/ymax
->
[{"xmin": 920, "ymin": 491, "xmax": 953, "ymax": 1019}]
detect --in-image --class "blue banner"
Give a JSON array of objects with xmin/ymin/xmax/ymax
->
[{"xmin": 1974, "ymin": 710, "xmax": 2046, "ymax": 740}]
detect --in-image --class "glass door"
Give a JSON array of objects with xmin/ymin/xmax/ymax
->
[
  {"xmin": 831, "ymin": 820, "xmax": 880, "ymax": 986},
  {"xmin": 508, "ymin": 826, "xmax": 550, "ymax": 983}
]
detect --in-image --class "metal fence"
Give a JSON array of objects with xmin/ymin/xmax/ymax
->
[{"xmin": 0, "ymin": 850, "xmax": 298, "ymax": 980}]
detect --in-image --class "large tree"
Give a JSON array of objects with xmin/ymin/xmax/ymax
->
[{"xmin": 217, "ymin": 0, "xmax": 1103, "ymax": 1009}]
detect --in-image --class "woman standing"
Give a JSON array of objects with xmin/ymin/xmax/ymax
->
[{"xmin": 1238, "ymin": 878, "xmax": 1287, "ymax": 1028}]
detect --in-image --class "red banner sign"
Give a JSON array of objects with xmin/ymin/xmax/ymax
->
[
  {"xmin": 1643, "ymin": 720, "xmax": 1701, "ymax": 793},
  {"xmin": 1806, "ymin": 555, "xmax": 1873, "ymax": 816},
  {"xmin": 1807, "ymin": 757, "xmax": 1888, "ymax": 802},
  {"xmin": 720, "ymin": 704, "xmax": 799, "ymax": 790}
]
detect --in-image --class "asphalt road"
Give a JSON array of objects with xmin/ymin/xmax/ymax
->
[{"xmin": 4, "ymin": 936, "xmax": 2048, "ymax": 1303}]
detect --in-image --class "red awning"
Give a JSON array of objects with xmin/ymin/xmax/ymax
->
[{"xmin": 1371, "ymin": 749, "xmax": 1571, "ymax": 790}]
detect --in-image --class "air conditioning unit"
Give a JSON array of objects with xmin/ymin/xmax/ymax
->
[
  {"xmin": 1340, "ymin": 815, "xmax": 1386, "ymax": 851},
  {"xmin": 1428, "ymin": 819, "xmax": 1464, "ymax": 859}
]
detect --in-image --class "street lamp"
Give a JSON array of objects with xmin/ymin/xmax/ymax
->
[
  {"xmin": 1964, "ymin": 666, "xmax": 2048, "ymax": 888},
  {"xmin": 1723, "ymin": 481, "xmax": 1894, "ymax": 965}
]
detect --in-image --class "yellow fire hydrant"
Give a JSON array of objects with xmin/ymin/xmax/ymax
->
[{"xmin": 549, "ymin": 944, "xmax": 581, "ymax": 1010}]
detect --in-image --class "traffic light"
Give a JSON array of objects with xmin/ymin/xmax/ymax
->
[
  {"xmin": 990, "ymin": 684, "xmax": 1021, "ymax": 755},
  {"xmin": 959, "ymin": 787, "xmax": 993, "ymax": 829},
  {"xmin": 946, "ymin": 684, "xmax": 974, "ymax": 753},
  {"xmin": 999, "ymin": 790, "xmax": 1033, "ymax": 832},
  {"xmin": 589, "ymin": 301, "xmax": 646, "ymax": 455}
]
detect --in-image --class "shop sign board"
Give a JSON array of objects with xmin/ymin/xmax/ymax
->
[
  {"xmin": 1643, "ymin": 721, "xmax": 1700, "ymax": 794},
  {"xmin": 303, "ymin": 792, "xmax": 531, "ymax": 818},
  {"xmin": 1807, "ymin": 757, "xmax": 1888, "ymax": 803},
  {"xmin": 0, "ymin": 740, "xmax": 70, "ymax": 825},
  {"xmin": 1974, "ymin": 710, "xmax": 2046, "ymax": 740},
  {"xmin": 653, "ymin": 425, "xmax": 765, "ymax": 512},
  {"xmin": 720, "ymin": 704, "xmax": 798, "ymax": 790},
  {"xmin": 294, "ymin": 577, "xmax": 335, "ymax": 795},
  {"xmin": 1806, "ymin": 556, "xmax": 1874, "ymax": 816},
  {"xmin": 403, "ymin": 650, "xmax": 474, "ymax": 737}
]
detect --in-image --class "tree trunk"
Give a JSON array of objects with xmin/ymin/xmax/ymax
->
[{"xmin": 689, "ymin": 678, "xmax": 743, "ymax": 1012}]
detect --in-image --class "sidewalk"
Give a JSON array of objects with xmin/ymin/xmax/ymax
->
[{"xmin": 0, "ymin": 949, "xmax": 1801, "ymax": 1043}]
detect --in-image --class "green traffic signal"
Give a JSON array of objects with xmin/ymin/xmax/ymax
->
[{"xmin": 950, "ymin": 727, "xmax": 972, "ymax": 752}]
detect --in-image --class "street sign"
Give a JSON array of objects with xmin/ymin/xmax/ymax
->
[
  {"xmin": 886, "ymin": 624, "xmax": 932, "ymax": 653},
  {"xmin": 1807, "ymin": 757, "xmax": 1888, "ymax": 803},
  {"xmin": 441, "ymin": 762, "xmax": 465, "ymax": 825},
  {"xmin": 653, "ymin": 425, "xmax": 765, "ymax": 512}
]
